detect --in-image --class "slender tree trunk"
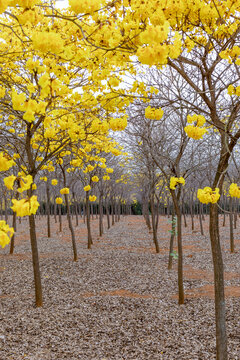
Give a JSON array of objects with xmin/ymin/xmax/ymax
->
[
  {"xmin": 106, "ymin": 200, "xmax": 110, "ymax": 229},
  {"xmin": 190, "ymin": 195, "xmax": 194, "ymax": 231},
  {"xmin": 222, "ymin": 196, "xmax": 226, "ymax": 227},
  {"xmin": 46, "ymin": 182, "xmax": 51, "ymax": 238},
  {"xmin": 229, "ymin": 197, "xmax": 234, "ymax": 253},
  {"xmin": 171, "ymin": 191, "xmax": 184, "ymax": 305},
  {"xmin": 54, "ymin": 201, "xmax": 57, "ymax": 224},
  {"xmin": 29, "ymin": 213, "xmax": 43, "ymax": 307},
  {"xmin": 86, "ymin": 192, "xmax": 92, "ymax": 249},
  {"xmin": 168, "ymin": 212, "xmax": 176, "ymax": 270},
  {"xmin": 209, "ymin": 203, "xmax": 227, "ymax": 360},
  {"xmin": 83, "ymin": 203, "xmax": 86, "ymax": 224},
  {"xmin": 233, "ymin": 198, "xmax": 237, "ymax": 229},
  {"xmin": 99, "ymin": 194, "xmax": 104, "ymax": 236},
  {"xmin": 10, "ymin": 212, "xmax": 17, "ymax": 254},
  {"xmin": 182, "ymin": 203, "xmax": 187, "ymax": 227},
  {"xmin": 199, "ymin": 203, "xmax": 204, "ymax": 236},
  {"xmin": 150, "ymin": 195, "xmax": 160, "ymax": 253},
  {"xmin": 111, "ymin": 200, "xmax": 115, "ymax": 226},
  {"xmin": 64, "ymin": 193, "xmax": 78, "ymax": 261},
  {"xmin": 58, "ymin": 204, "xmax": 62, "ymax": 232}
]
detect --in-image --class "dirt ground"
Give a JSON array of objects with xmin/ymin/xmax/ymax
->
[{"xmin": 0, "ymin": 214, "xmax": 240, "ymax": 359}]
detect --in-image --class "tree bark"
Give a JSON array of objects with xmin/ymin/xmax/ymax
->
[
  {"xmin": 229, "ymin": 197, "xmax": 234, "ymax": 253},
  {"xmin": 86, "ymin": 192, "xmax": 92, "ymax": 249},
  {"xmin": 171, "ymin": 190, "xmax": 184, "ymax": 305},
  {"xmin": 29, "ymin": 213, "xmax": 43, "ymax": 307},
  {"xmin": 209, "ymin": 203, "xmax": 227, "ymax": 360},
  {"xmin": 46, "ymin": 182, "xmax": 51, "ymax": 238}
]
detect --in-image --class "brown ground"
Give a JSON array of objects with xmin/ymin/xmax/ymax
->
[{"xmin": 0, "ymin": 214, "xmax": 240, "ymax": 359}]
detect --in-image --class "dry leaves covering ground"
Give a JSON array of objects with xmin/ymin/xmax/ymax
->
[{"xmin": 0, "ymin": 214, "xmax": 240, "ymax": 360}]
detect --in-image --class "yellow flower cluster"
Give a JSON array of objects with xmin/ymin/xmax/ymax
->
[
  {"xmin": 137, "ymin": 33, "xmax": 182, "ymax": 66},
  {"xmin": 89, "ymin": 195, "xmax": 97, "ymax": 202},
  {"xmin": 184, "ymin": 114, "xmax": 207, "ymax": 140},
  {"xmin": 32, "ymin": 31, "xmax": 64, "ymax": 54},
  {"xmin": 0, "ymin": 220, "xmax": 14, "ymax": 249},
  {"xmin": 56, "ymin": 197, "xmax": 63, "ymax": 205},
  {"xmin": 103, "ymin": 175, "xmax": 110, "ymax": 181},
  {"xmin": 197, "ymin": 187, "xmax": 220, "ymax": 204},
  {"xmin": 229, "ymin": 183, "xmax": 240, "ymax": 198},
  {"xmin": 109, "ymin": 117, "xmax": 128, "ymax": 131},
  {"xmin": 0, "ymin": 152, "xmax": 14, "ymax": 171},
  {"xmin": 84, "ymin": 185, "xmax": 91, "ymax": 192},
  {"xmin": 91, "ymin": 176, "xmax": 99, "ymax": 182},
  {"xmin": 170, "ymin": 177, "xmax": 185, "ymax": 190},
  {"xmin": 106, "ymin": 168, "xmax": 113, "ymax": 173},
  {"xmin": 4, "ymin": 174, "xmax": 33, "ymax": 192},
  {"xmin": 145, "ymin": 106, "xmax": 164, "ymax": 120},
  {"xmin": 69, "ymin": 0, "xmax": 101, "ymax": 14},
  {"xmin": 51, "ymin": 179, "xmax": 58, "ymax": 186},
  {"xmin": 227, "ymin": 85, "xmax": 240, "ymax": 96},
  {"xmin": 11, "ymin": 196, "xmax": 40, "ymax": 217},
  {"xmin": 60, "ymin": 188, "xmax": 69, "ymax": 195}
]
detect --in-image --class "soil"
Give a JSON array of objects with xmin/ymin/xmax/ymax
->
[{"xmin": 0, "ymin": 214, "xmax": 239, "ymax": 359}]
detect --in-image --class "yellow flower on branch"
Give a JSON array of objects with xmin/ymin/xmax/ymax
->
[
  {"xmin": 229, "ymin": 183, "xmax": 240, "ymax": 198},
  {"xmin": 0, "ymin": 152, "xmax": 14, "ymax": 171},
  {"xmin": 4, "ymin": 175, "xmax": 16, "ymax": 190},
  {"xmin": 51, "ymin": 179, "xmax": 58, "ymax": 186},
  {"xmin": 197, "ymin": 187, "xmax": 220, "ymax": 204},
  {"xmin": 18, "ymin": 175, "xmax": 33, "ymax": 193},
  {"xmin": 91, "ymin": 176, "xmax": 99, "ymax": 182},
  {"xmin": 89, "ymin": 195, "xmax": 97, "ymax": 202},
  {"xmin": 0, "ymin": 220, "xmax": 14, "ymax": 248},
  {"xmin": 84, "ymin": 185, "xmax": 91, "ymax": 192},
  {"xmin": 60, "ymin": 188, "xmax": 69, "ymax": 195},
  {"xmin": 170, "ymin": 177, "xmax": 185, "ymax": 190},
  {"xmin": 11, "ymin": 196, "xmax": 40, "ymax": 217},
  {"xmin": 56, "ymin": 197, "xmax": 63, "ymax": 205}
]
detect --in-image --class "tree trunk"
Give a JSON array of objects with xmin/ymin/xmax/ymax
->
[
  {"xmin": 29, "ymin": 213, "xmax": 43, "ymax": 307},
  {"xmin": 199, "ymin": 203, "xmax": 204, "ymax": 236},
  {"xmin": 106, "ymin": 200, "xmax": 110, "ymax": 229},
  {"xmin": 10, "ymin": 211, "xmax": 17, "ymax": 254},
  {"xmin": 65, "ymin": 193, "xmax": 78, "ymax": 261},
  {"xmin": 111, "ymin": 200, "xmax": 115, "ymax": 226},
  {"xmin": 229, "ymin": 197, "xmax": 234, "ymax": 253},
  {"xmin": 99, "ymin": 194, "xmax": 104, "ymax": 236},
  {"xmin": 168, "ymin": 212, "xmax": 176, "ymax": 270},
  {"xmin": 46, "ymin": 182, "xmax": 51, "ymax": 238},
  {"xmin": 171, "ymin": 191, "xmax": 184, "ymax": 305},
  {"xmin": 58, "ymin": 204, "xmax": 62, "ymax": 232},
  {"xmin": 209, "ymin": 203, "xmax": 228, "ymax": 360},
  {"xmin": 150, "ymin": 196, "xmax": 160, "ymax": 253},
  {"xmin": 86, "ymin": 192, "xmax": 92, "ymax": 249}
]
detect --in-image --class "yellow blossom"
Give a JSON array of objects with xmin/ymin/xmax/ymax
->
[
  {"xmin": 51, "ymin": 179, "xmax": 58, "ymax": 186},
  {"xmin": 170, "ymin": 177, "xmax": 185, "ymax": 190},
  {"xmin": 60, "ymin": 187, "xmax": 69, "ymax": 195},
  {"xmin": 89, "ymin": 195, "xmax": 97, "ymax": 202},
  {"xmin": 229, "ymin": 183, "xmax": 240, "ymax": 198},
  {"xmin": 4, "ymin": 175, "xmax": 16, "ymax": 190},
  {"xmin": 91, "ymin": 176, "xmax": 99, "ymax": 182},
  {"xmin": 0, "ymin": 220, "xmax": 14, "ymax": 248},
  {"xmin": 0, "ymin": 152, "xmax": 14, "ymax": 171},
  {"xmin": 197, "ymin": 187, "xmax": 220, "ymax": 204},
  {"xmin": 56, "ymin": 197, "xmax": 63, "ymax": 205}
]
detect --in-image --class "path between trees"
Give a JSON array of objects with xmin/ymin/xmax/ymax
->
[{"xmin": 0, "ymin": 215, "xmax": 239, "ymax": 359}]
